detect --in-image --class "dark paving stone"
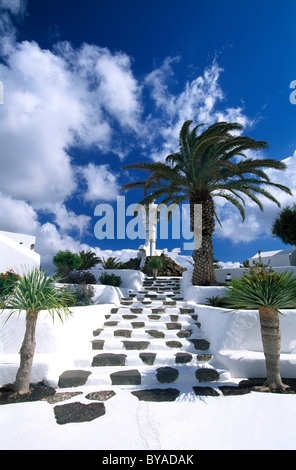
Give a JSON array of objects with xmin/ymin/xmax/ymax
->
[
  {"xmin": 148, "ymin": 314, "xmax": 161, "ymax": 320},
  {"xmin": 189, "ymin": 339, "xmax": 210, "ymax": 350},
  {"xmin": 54, "ymin": 401, "xmax": 105, "ymax": 425},
  {"xmin": 131, "ymin": 322, "xmax": 145, "ymax": 328},
  {"xmin": 175, "ymin": 352, "xmax": 193, "ymax": 364},
  {"xmin": 85, "ymin": 390, "xmax": 116, "ymax": 401},
  {"xmin": 197, "ymin": 354, "xmax": 213, "ymax": 362},
  {"xmin": 104, "ymin": 321, "xmax": 119, "ymax": 326},
  {"xmin": 145, "ymin": 329, "xmax": 165, "ymax": 339},
  {"xmin": 91, "ymin": 339, "xmax": 105, "ymax": 350},
  {"xmin": 58, "ymin": 370, "xmax": 92, "ymax": 388},
  {"xmin": 92, "ymin": 353, "xmax": 127, "ymax": 367},
  {"xmin": 139, "ymin": 352, "xmax": 157, "ymax": 365},
  {"xmin": 166, "ymin": 322, "xmax": 182, "ymax": 330},
  {"xmin": 156, "ymin": 366, "xmax": 179, "ymax": 383},
  {"xmin": 122, "ymin": 314, "xmax": 137, "ymax": 320},
  {"xmin": 113, "ymin": 329, "xmax": 132, "ymax": 338},
  {"xmin": 110, "ymin": 369, "xmax": 141, "ymax": 385},
  {"xmin": 130, "ymin": 308, "xmax": 143, "ymax": 313},
  {"xmin": 93, "ymin": 328, "xmax": 103, "ymax": 337},
  {"xmin": 110, "ymin": 308, "xmax": 118, "ymax": 313},
  {"xmin": 132, "ymin": 388, "xmax": 180, "ymax": 402},
  {"xmin": 179, "ymin": 307, "xmax": 195, "ymax": 314},
  {"xmin": 195, "ymin": 368, "xmax": 220, "ymax": 382},
  {"xmin": 122, "ymin": 340, "xmax": 150, "ymax": 350},
  {"xmin": 170, "ymin": 315, "xmax": 179, "ymax": 322},
  {"xmin": 177, "ymin": 329, "xmax": 193, "ymax": 338},
  {"xmin": 219, "ymin": 386, "xmax": 251, "ymax": 396},
  {"xmin": 165, "ymin": 340, "xmax": 183, "ymax": 349},
  {"xmin": 193, "ymin": 386, "xmax": 220, "ymax": 397}
]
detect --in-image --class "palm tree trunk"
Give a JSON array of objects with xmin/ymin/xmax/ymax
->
[
  {"xmin": 258, "ymin": 307, "xmax": 288, "ymax": 392},
  {"xmin": 190, "ymin": 191, "xmax": 217, "ymax": 286},
  {"xmin": 14, "ymin": 310, "xmax": 38, "ymax": 394}
]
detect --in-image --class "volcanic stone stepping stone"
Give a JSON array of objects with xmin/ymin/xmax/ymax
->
[
  {"xmin": 122, "ymin": 340, "xmax": 150, "ymax": 350},
  {"xmin": 177, "ymin": 329, "xmax": 193, "ymax": 338},
  {"xmin": 197, "ymin": 354, "xmax": 213, "ymax": 362},
  {"xmin": 122, "ymin": 314, "xmax": 137, "ymax": 320},
  {"xmin": 110, "ymin": 308, "xmax": 118, "ymax": 313},
  {"xmin": 58, "ymin": 370, "xmax": 92, "ymax": 388},
  {"xmin": 145, "ymin": 329, "xmax": 165, "ymax": 339},
  {"xmin": 91, "ymin": 339, "xmax": 105, "ymax": 350},
  {"xmin": 175, "ymin": 352, "xmax": 193, "ymax": 364},
  {"xmin": 92, "ymin": 353, "xmax": 127, "ymax": 367},
  {"xmin": 189, "ymin": 339, "xmax": 210, "ymax": 350},
  {"xmin": 93, "ymin": 328, "xmax": 103, "ymax": 337},
  {"xmin": 156, "ymin": 366, "xmax": 179, "ymax": 383},
  {"xmin": 131, "ymin": 322, "xmax": 145, "ymax": 329},
  {"xmin": 148, "ymin": 314, "xmax": 161, "ymax": 320},
  {"xmin": 179, "ymin": 307, "xmax": 195, "ymax": 314},
  {"xmin": 104, "ymin": 321, "xmax": 119, "ymax": 327},
  {"xmin": 192, "ymin": 386, "xmax": 220, "ymax": 397},
  {"xmin": 114, "ymin": 329, "xmax": 132, "ymax": 338},
  {"xmin": 163, "ymin": 301, "xmax": 176, "ymax": 306},
  {"xmin": 165, "ymin": 340, "xmax": 182, "ymax": 349},
  {"xmin": 195, "ymin": 368, "xmax": 220, "ymax": 382},
  {"xmin": 110, "ymin": 369, "xmax": 141, "ymax": 385},
  {"xmin": 166, "ymin": 322, "xmax": 182, "ymax": 330},
  {"xmin": 218, "ymin": 386, "xmax": 251, "ymax": 396},
  {"xmin": 131, "ymin": 388, "xmax": 180, "ymax": 402},
  {"xmin": 54, "ymin": 401, "xmax": 105, "ymax": 425},
  {"xmin": 151, "ymin": 307, "xmax": 166, "ymax": 314},
  {"xmin": 139, "ymin": 352, "xmax": 156, "ymax": 365},
  {"xmin": 85, "ymin": 390, "xmax": 116, "ymax": 401},
  {"xmin": 121, "ymin": 300, "xmax": 133, "ymax": 306},
  {"xmin": 170, "ymin": 315, "xmax": 179, "ymax": 322},
  {"xmin": 130, "ymin": 307, "xmax": 143, "ymax": 313}
]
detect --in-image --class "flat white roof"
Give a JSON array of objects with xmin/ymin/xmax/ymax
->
[{"xmin": 250, "ymin": 248, "xmax": 293, "ymax": 259}]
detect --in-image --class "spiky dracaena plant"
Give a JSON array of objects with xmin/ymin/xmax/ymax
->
[
  {"xmin": 223, "ymin": 255, "xmax": 296, "ymax": 392},
  {"xmin": 121, "ymin": 120, "xmax": 292, "ymax": 285},
  {"xmin": 2, "ymin": 268, "xmax": 74, "ymax": 395}
]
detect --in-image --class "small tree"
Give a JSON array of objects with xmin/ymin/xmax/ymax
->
[
  {"xmin": 53, "ymin": 250, "xmax": 82, "ymax": 280},
  {"xmin": 222, "ymin": 253, "xmax": 296, "ymax": 392},
  {"xmin": 272, "ymin": 204, "xmax": 296, "ymax": 246},
  {"xmin": 2, "ymin": 268, "xmax": 74, "ymax": 395}
]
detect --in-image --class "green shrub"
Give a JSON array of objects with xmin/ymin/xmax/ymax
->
[
  {"xmin": 63, "ymin": 270, "xmax": 97, "ymax": 285},
  {"xmin": 64, "ymin": 285, "xmax": 95, "ymax": 306},
  {"xmin": 99, "ymin": 272, "xmax": 122, "ymax": 287},
  {"xmin": 0, "ymin": 269, "xmax": 20, "ymax": 296},
  {"xmin": 205, "ymin": 295, "xmax": 228, "ymax": 307}
]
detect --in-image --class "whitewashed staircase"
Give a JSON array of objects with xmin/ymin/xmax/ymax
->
[{"xmin": 57, "ymin": 277, "xmax": 232, "ymax": 398}]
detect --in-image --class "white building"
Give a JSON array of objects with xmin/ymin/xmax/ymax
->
[
  {"xmin": 248, "ymin": 248, "xmax": 296, "ymax": 267},
  {"xmin": 0, "ymin": 230, "xmax": 40, "ymax": 275}
]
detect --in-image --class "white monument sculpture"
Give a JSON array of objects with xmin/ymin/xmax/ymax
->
[{"xmin": 137, "ymin": 203, "xmax": 181, "ymax": 268}]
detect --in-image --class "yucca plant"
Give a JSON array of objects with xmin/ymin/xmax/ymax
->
[
  {"xmin": 1, "ymin": 267, "xmax": 74, "ymax": 395},
  {"xmin": 147, "ymin": 257, "xmax": 163, "ymax": 279},
  {"xmin": 223, "ymin": 256, "xmax": 296, "ymax": 392}
]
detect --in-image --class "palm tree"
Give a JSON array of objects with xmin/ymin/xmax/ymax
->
[
  {"xmin": 2, "ymin": 268, "xmax": 74, "ymax": 395},
  {"xmin": 100, "ymin": 257, "xmax": 124, "ymax": 269},
  {"xmin": 147, "ymin": 257, "xmax": 163, "ymax": 279},
  {"xmin": 78, "ymin": 250, "xmax": 101, "ymax": 270},
  {"xmin": 121, "ymin": 120, "xmax": 291, "ymax": 285},
  {"xmin": 222, "ymin": 255, "xmax": 296, "ymax": 392}
]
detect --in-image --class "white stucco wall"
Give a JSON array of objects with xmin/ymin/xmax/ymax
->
[{"xmin": 0, "ymin": 232, "xmax": 40, "ymax": 275}]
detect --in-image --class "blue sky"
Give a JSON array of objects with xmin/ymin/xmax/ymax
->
[{"xmin": 1, "ymin": 0, "xmax": 296, "ymax": 270}]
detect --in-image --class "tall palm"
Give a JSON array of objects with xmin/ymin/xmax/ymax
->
[
  {"xmin": 2, "ymin": 268, "xmax": 74, "ymax": 395},
  {"xmin": 121, "ymin": 120, "xmax": 291, "ymax": 285},
  {"xmin": 222, "ymin": 256, "xmax": 296, "ymax": 392}
]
